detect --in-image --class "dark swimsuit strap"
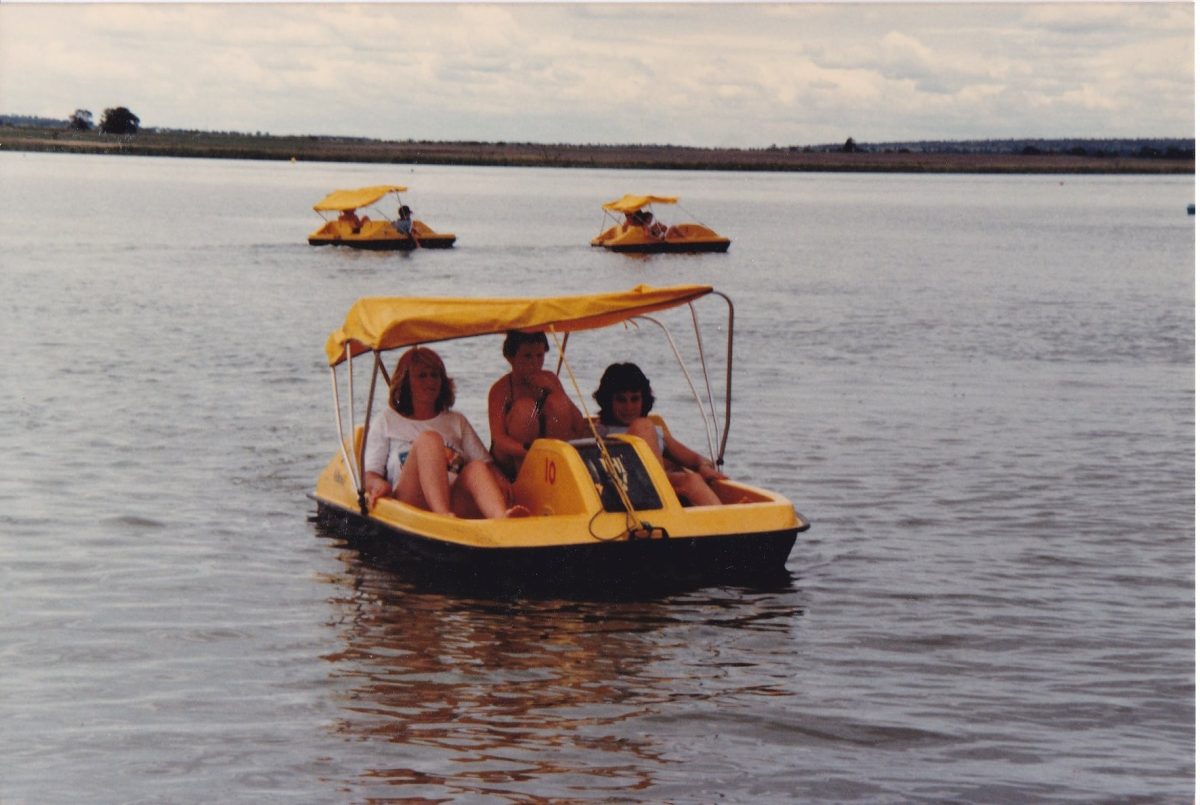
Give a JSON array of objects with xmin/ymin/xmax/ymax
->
[
  {"xmin": 504, "ymin": 374, "xmax": 547, "ymax": 435},
  {"xmin": 491, "ymin": 375, "xmax": 547, "ymax": 482},
  {"xmin": 502, "ymin": 374, "xmax": 515, "ymax": 416}
]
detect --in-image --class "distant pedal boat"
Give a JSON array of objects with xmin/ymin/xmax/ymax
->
[
  {"xmin": 591, "ymin": 194, "xmax": 730, "ymax": 253},
  {"xmin": 311, "ymin": 284, "xmax": 806, "ymax": 587},
  {"xmin": 307, "ymin": 184, "xmax": 456, "ymax": 250}
]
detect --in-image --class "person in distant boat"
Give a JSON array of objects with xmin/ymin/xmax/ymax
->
[
  {"xmin": 363, "ymin": 347, "xmax": 528, "ymax": 518},
  {"xmin": 394, "ymin": 205, "xmax": 417, "ymax": 242},
  {"xmin": 644, "ymin": 210, "xmax": 668, "ymax": 239},
  {"xmin": 338, "ymin": 209, "xmax": 362, "ymax": 229},
  {"xmin": 637, "ymin": 210, "xmax": 682, "ymax": 240},
  {"xmin": 592, "ymin": 362, "xmax": 726, "ymax": 506},
  {"xmin": 487, "ymin": 330, "xmax": 587, "ymax": 481}
]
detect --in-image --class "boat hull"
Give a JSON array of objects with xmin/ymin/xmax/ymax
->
[
  {"xmin": 602, "ymin": 239, "xmax": 730, "ymax": 254},
  {"xmin": 590, "ymin": 222, "xmax": 730, "ymax": 254},
  {"xmin": 312, "ymin": 432, "xmax": 806, "ymax": 591},
  {"xmin": 307, "ymin": 218, "xmax": 456, "ymax": 250},
  {"xmin": 313, "ymin": 496, "xmax": 799, "ymax": 587},
  {"xmin": 308, "ymin": 234, "xmax": 456, "ymax": 250}
]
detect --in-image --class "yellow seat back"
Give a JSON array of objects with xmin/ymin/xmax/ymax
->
[{"xmin": 511, "ymin": 440, "xmax": 595, "ymax": 517}]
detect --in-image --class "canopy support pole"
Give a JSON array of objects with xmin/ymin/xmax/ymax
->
[
  {"xmin": 353, "ymin": 352, "xmax": 383, "ymax": 514},
  {"xmin": 346, "ymin": 343, "xmax": 367, "ymax": 510},
  {"xmin": 330, "ymin": 362, "xmax": 361, "ymax": 500},
  {"xmin": 633, "ymin": 314, "xmax": 719, "ymax": 466},
  {"xmin": 712, "ymin": 291, "xmax": 735, "ymax": 466},
  {"xmin": 554, "ymin": 332, "xmax": 570, "ymax": 376},
  {"xmin": 686, "ymin": 301, "xmax": 722, "ymax": 466}
]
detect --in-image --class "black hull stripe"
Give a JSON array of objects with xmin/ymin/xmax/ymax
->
[
  {"xmin": 308, "ymin": 237, "xmax": 456, "ymax": 251},
  {"xmin": 312, "ymin": 498, "xmax": 799, "ymax": 582},
  {"xmin": 607, "ymin": 241, "xmax": 730, "ymax": 253}
]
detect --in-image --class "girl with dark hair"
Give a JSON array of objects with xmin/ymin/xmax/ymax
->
[
  {"xmin": 363, "ymin": 347, "xmax": 528, "ymax": 518},
  {"xmin": 593, "ymin": 362, "xmax": 727, "ymax": 506},
  {"xmin": 487, "ymin": 330, "xmax": 586, "ymax": 480},
  {"xmin": 393, "ymin": 205, "xmax": 416, "ymax": 244}
]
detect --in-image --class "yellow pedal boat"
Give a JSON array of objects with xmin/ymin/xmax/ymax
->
[
  {"xmin": 311, "ymin": 284, "xmax": 806, "ymax": 588},
  {"xmin": 307, "ymin": 184, "xmax": 456, "ymax": 250},
  {"xmin": 590, "ymin": 194, "xmax": 730, "ymax": 253}
]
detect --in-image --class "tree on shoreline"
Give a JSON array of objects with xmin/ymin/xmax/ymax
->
[
  {"xmin": 68, "ymin": 109, "xmax": 93, "ymax": 131},
  {"xmin": 99, "ymin": 107, "xmax": 140, "ymax": 135}
]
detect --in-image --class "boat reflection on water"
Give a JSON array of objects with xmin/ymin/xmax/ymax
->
[{"xmin": 313, "ymin": 523, "xmax": 803, "ymax": 800}]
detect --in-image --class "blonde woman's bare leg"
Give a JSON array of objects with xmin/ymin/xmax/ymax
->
[
  {"xmin": 394, "ymin": 431, "xmax": 453, "ymax": 514},
  {"xmin": 487, "ymin": 464, "xmax": 518, "ymax": 509},
  {"xmin": 451, "ymin": 460, "xmax": 518, "ymax": 519}
]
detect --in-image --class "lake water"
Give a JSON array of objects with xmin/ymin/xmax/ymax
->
[{"xmin": 0, "ymin": 151, "xmax": 1193, "ymax": 802}]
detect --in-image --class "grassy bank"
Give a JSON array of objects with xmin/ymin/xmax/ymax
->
[{"xmin": 1, "ymin": 126, "xmax": 1192, "ymax": 174}]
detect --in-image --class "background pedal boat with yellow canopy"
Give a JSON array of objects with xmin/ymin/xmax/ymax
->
[
  {"xmin": 590, "ymin": 194, "xmax": 731, "ymax": 253},
  {"xmin": 307, "ymin": 184, "xmax": 456, "ymax": 250},
  {"xmin": 311, "ymin": 284, "xmax": 806, "ymax": 584}
]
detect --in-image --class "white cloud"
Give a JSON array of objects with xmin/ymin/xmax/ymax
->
[{"xmin": 0, "ymin": 3, "xmax": 1192, "ymax": 146}]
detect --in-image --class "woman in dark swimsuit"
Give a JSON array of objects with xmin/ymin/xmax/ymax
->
[{"xmin": 487, "ymin": 331, "xmax": 586, "ymax": 480}]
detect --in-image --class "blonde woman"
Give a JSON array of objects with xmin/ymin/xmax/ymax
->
[{"xmin": 364, "ymin": 347, "xmax": 528, "ymax": 518}]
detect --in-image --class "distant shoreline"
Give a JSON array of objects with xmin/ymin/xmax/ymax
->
[{"xmin": 1, "ymin": 127, "xmax": 1192, "ymax": 174}]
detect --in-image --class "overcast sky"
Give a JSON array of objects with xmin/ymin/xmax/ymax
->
[{"xmin": 0, "ymin": 3, "xmax": 1193, "ymax": 148}]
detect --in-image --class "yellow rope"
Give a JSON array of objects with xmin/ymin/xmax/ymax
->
[{"xmin": 548, "ymin": 328, "xmax": 642, "ymax": 535}]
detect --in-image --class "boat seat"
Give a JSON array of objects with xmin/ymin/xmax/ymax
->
[
  {"xmin": 510, "ymin": 440, "xmax": 594, "ymax": 517},
  {"xmin": 358, "ymin": 219, "xmax": 389, "ymax": 236},
  {"xmin": 666, "ymin": 223, "xmax": 713, "ymax": 239},
  {"xmin": 581, "ymin": 414, "xmax": 673, "ymax": 441}
]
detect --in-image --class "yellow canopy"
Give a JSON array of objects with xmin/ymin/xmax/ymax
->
[
  {"xmin": 312, "ymin": 185, "xmax": 407, "ymax": 212},
  {"xmin": 601, "ymin": 194, "xmax": 679, "ymax": 213},
  {"xmin": 326, "ymin": 284, "xmax": 713, "ymax": 366}
]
